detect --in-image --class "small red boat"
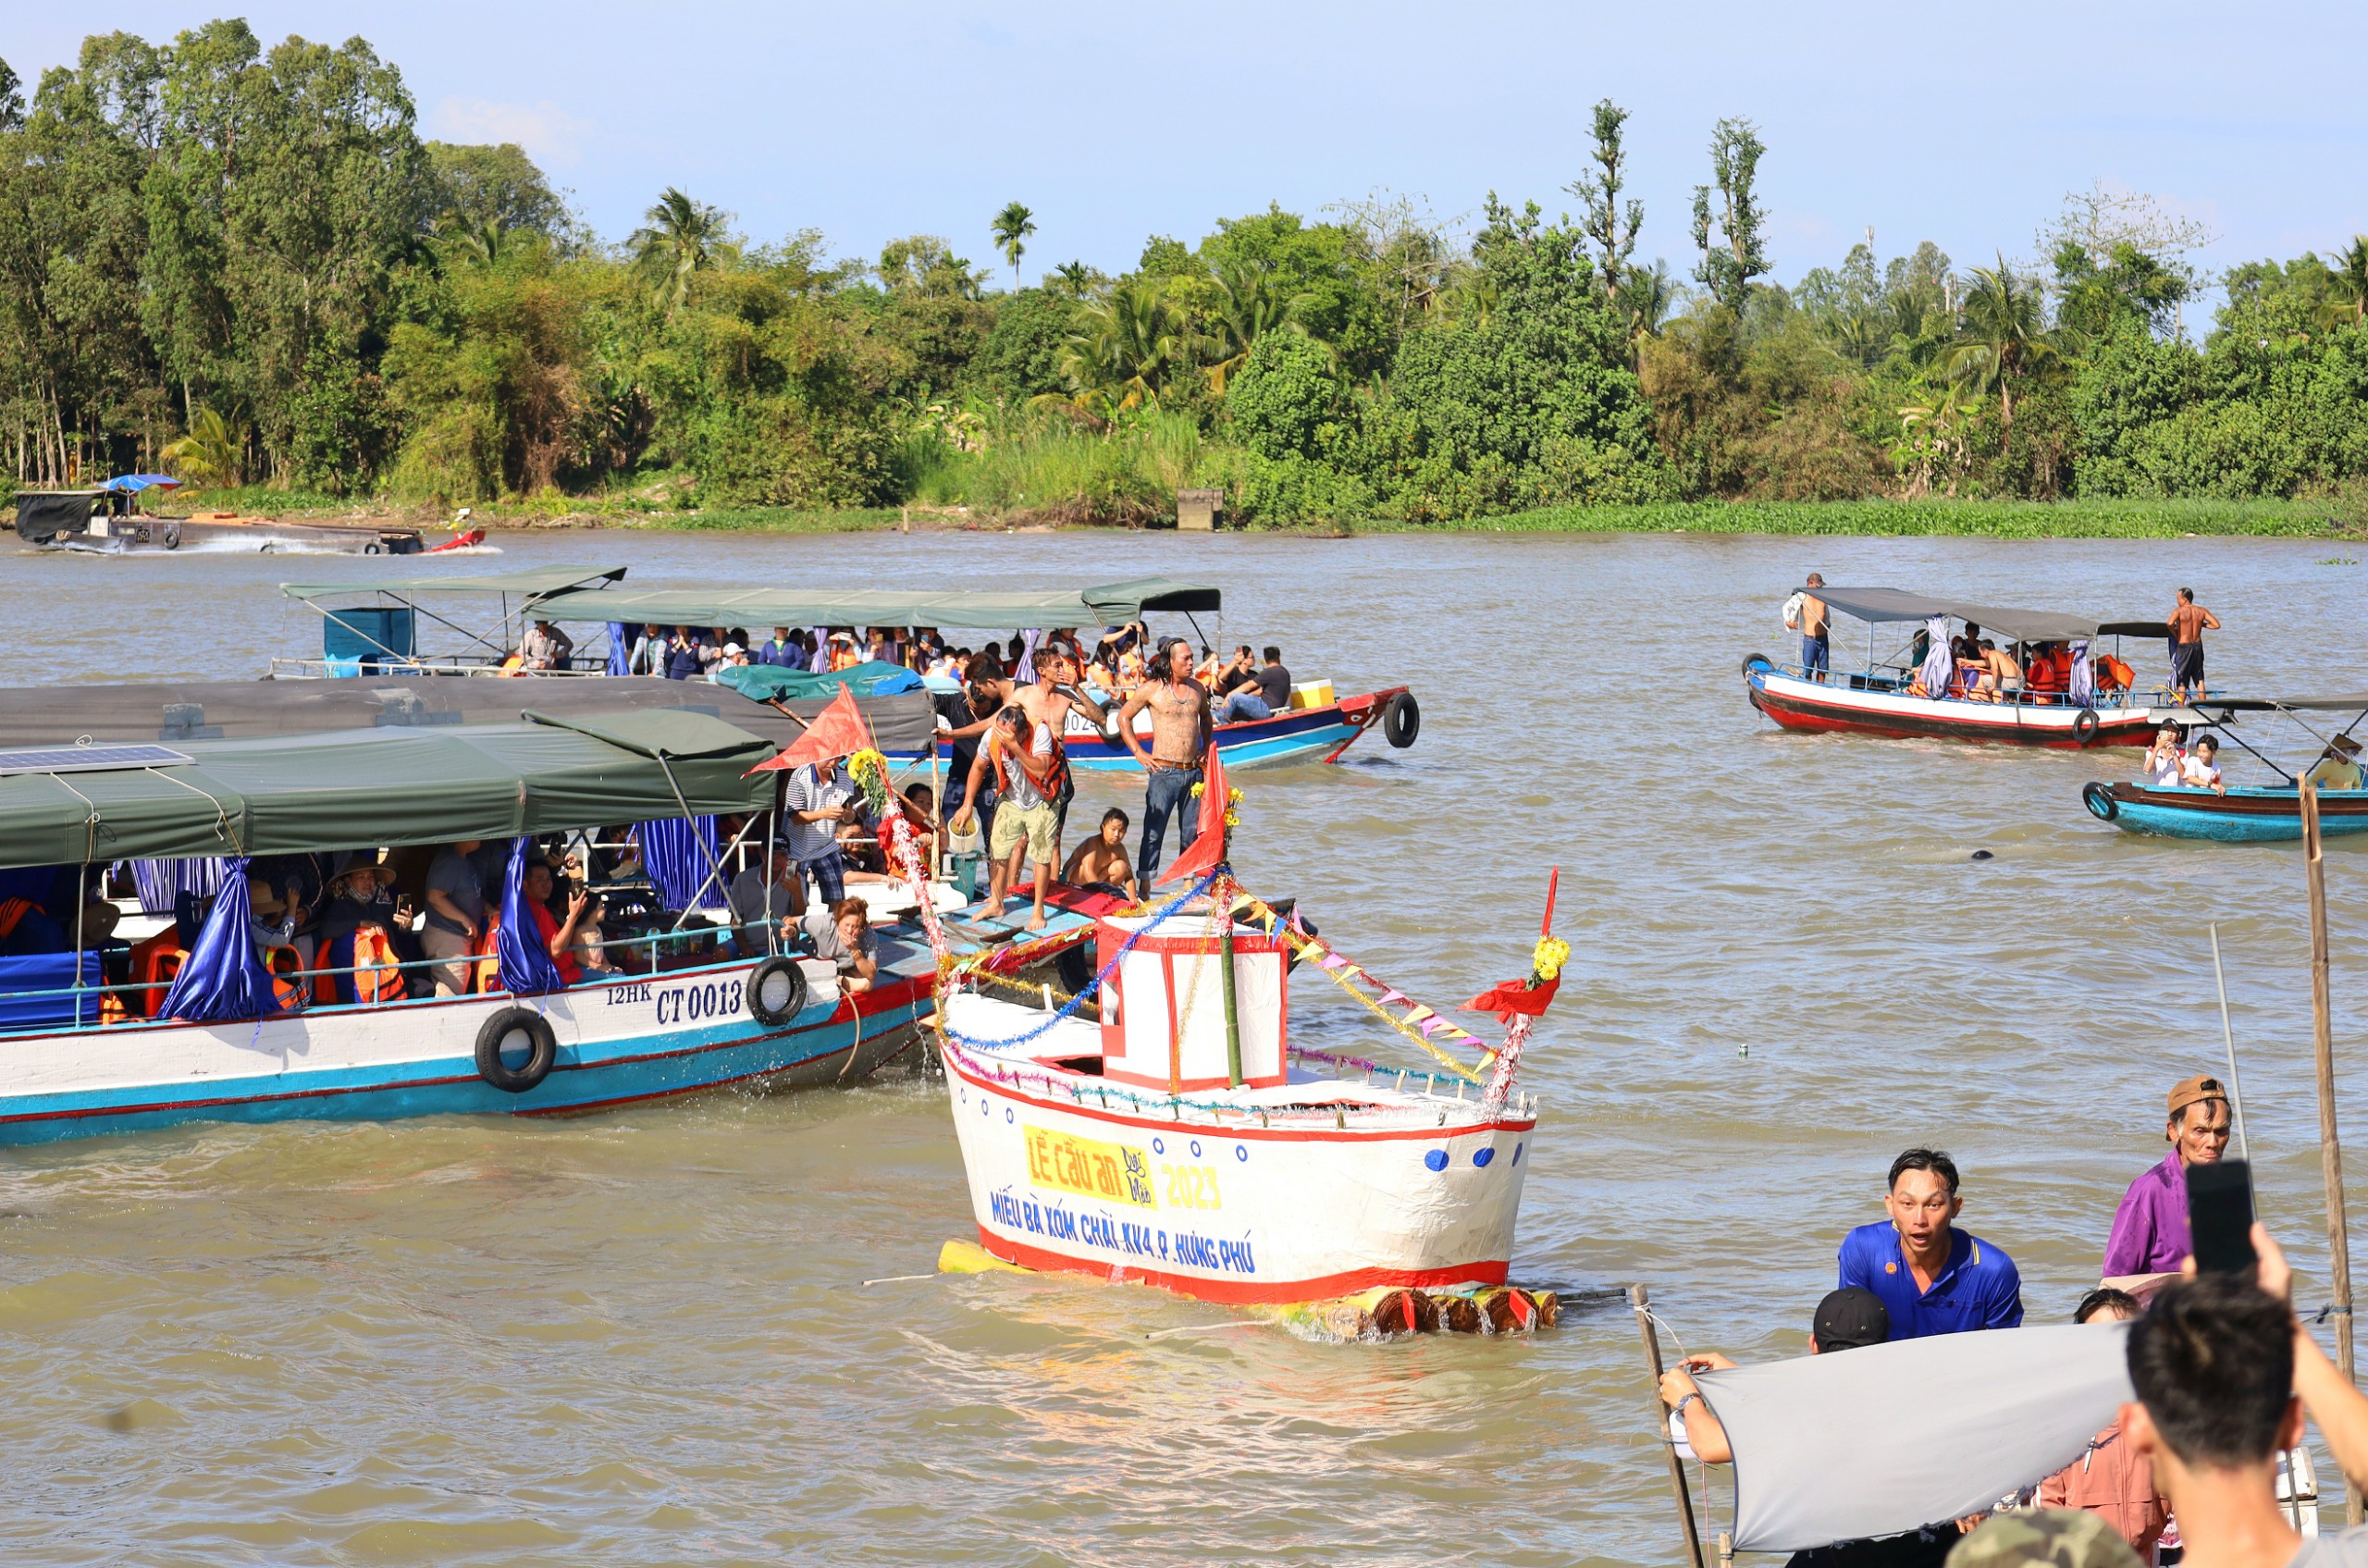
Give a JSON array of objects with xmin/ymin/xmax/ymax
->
[{"xmin": 1745, "ymin": 586, "xmax": 2176, "ymax": 748}]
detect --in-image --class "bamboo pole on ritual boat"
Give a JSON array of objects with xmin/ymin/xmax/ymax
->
[
  {"xmin": 2301, "ymin": 779, "xmax": 2363, "ymax": 1526},
  {"xmin": 1631, "ymin": 1284, "xmax": 1709, "ymax": 1568}
]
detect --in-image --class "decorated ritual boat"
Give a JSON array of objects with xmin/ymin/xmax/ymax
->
[
  {"xmin": 1745, "ymin": 586, "xmax": 2174, "ymax": 747},
  {"xmin": 15, "ymin": 476, "xmax": 423, "ymax": 556},
  {"xmin": 2083, "ymin": 692, "xmax": 2368, "ymax": 842},
  {"xmin": 0, "ymin": 705, "xmax": 1089, "ymax": 1144},
  {"xmin": 875, "ymin": 747, "xmax": 1560, "ymax": 1325},
  {"xmin": 524, "ymin": 577, "xmax": 1423, "ymax": 772}
]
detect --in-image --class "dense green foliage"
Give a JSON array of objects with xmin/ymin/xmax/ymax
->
[{"xmin": 4, "ymin": 22, "xmax": 2364, "ymax": 527}]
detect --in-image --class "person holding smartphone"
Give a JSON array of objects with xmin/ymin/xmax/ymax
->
[{"xmin": 2103, "ymin": 1075, "xmax": 2234, "ymax": 1280}]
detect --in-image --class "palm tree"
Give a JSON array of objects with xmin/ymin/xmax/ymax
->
[
  {"xmin": 1895, "ymin": 381, "xmax": 1982, "ymax": 499},
  {"xmin": 630, "ymin": 188, "xmax": 726, "ymax": 316},
  {"xmin": 991, "ymin": 202, "xmax": 1036, "ymax": 290},
  {"xmin": 1617, "ymin": 258, "xmax": 1677, "ymax": 338},
  {"xmin": 2336, "ymin": 236, "xmax": 2368, "ymax": 327},
  {"xmin": 1203, "ymin": 260, "xmax": 1312, "ymax": 394},
  {"xmin": 1049, "ymin": 260, "xmax": 1096, "ymax": 300},
  {"xmin": 1942, "ymin": 255, "xmax": 2055, "ymax": 454},
  {"xmin": 1044, "ymin": 279, "xmax": 1187, "ymax": 419},
  {"xmin": 160, "ymin": 406, "xmax": 247, "ymax": 488}
]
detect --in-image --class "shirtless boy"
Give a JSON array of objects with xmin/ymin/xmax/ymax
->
[{"xmin": 1060, "ymin": 809, "xmax": 1139, "ymax": 902}]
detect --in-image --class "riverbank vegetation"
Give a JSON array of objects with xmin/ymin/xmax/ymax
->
[{"xmin": 4, "ymin": 24, "xmax": 2366, "ymax": 532}]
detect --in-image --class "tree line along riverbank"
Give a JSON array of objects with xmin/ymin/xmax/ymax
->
[{"xmin": 5, "ymin": 24, "xmax": 2366, "ymax": 531}]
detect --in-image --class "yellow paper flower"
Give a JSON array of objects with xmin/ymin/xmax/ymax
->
[
  {"xmin": 1532, "ymin": 936, "xmax": 1571, "ymax": 982},
  {"xmin": 1190, "ymin": 782, "xmax": 1205, "ymax": 797},
  {"xmin": 1223, "ymin": 810, "xmax": 1240, "ymax": 828},
  {"xmin": 1227, "ymin": 786, "xmax": 1243, "ymax": 804}
]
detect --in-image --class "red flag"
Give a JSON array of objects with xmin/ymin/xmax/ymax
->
[
  {"xmin": 1155, "ymin": 743, "xmax": 1230, "ymax": 886},
  {"xmin": 746, "ymin": 685, "xmax": 871, "ymax": 774},
  {"xmin": 1462, "ymin": 975, "xmax": 1560, "ymax": 1019}
]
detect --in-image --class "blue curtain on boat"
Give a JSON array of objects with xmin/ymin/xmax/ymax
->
[
  {"xmin": 0, "ymin": 952, "xmax": 102, "ymax": 1030},
  {"xmin": 129, "ymin": 856, "xmax": 228, "ymax": 917},
  {"xmin": 495, "ymin": 837, "xmax": 566, "ymax": 994},
  {"xmin": 2068, "ymin": 638, "xmax": 2096, "ymax": 706},
  {"xmin": 605, "ymin": 622, "xmax": 631, "ymax": 677},
  {"xmin": 158, "ymin": 857, "xmax": 282, "ymax": 1022},
  {"xmin": 1916, "ymin": 617, "xmax": 1953, "ymax": 697},
  {"xmin": 635, "ymin": 817, "xmax": 720, "ymax": 909}
]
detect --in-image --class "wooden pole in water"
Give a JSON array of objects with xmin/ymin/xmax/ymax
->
[
  {"xmin": 2301, "ymin": 778, "xmax": 2363, "ymax": 1526},
  {"xmin": 1631, "ymin": 1284, "xmax": 1708, "ymax": 1568}
]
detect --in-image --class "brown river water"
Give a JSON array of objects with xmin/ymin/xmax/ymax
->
[{"xmin": 1, "ymin": 525, "xmax": 2364, "ymax": 1565}]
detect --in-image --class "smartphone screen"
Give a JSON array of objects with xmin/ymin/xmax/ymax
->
[{"xmin": 2189, "ymin": 1159, "xmax": 2257, "ymax": 1274}]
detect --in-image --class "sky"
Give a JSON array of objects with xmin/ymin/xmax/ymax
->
[{"xmin": 14, "ymin": 0, "xmax": 2368, "ymax": 299}]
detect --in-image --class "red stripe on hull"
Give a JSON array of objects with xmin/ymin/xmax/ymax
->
[
  {"xmin": 1749, "ymin": 683, "xmax": 2154, "ymax": 748},
  {"xmin": 976, "ymin": 1227, "xmax": 1510, "ymax": 1305}
]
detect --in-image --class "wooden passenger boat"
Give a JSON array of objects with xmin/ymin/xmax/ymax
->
[
  {"xmin": 16, "ymin": 477, "xmax": 422, "ymax": 556},
  {"xmin": 1745, "ymin": 586, "xmax": 2172, "ymax": 747},
  {"xmin": 527, "ymin": 577, "xmax": 1423, "ymax": 772},
  {"xmin": 2082, "ymin": 691, "xmax": 2368, "ymax": 842},
  {"xmin": 2083, "ymin": 782, "xmax": 2368, "ymax": 842},
  {"xmin": 0, "ymin": 710, "xmax": 1088, "ymax": 1144}
]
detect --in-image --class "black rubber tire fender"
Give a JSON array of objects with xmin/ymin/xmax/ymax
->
[
  {"xmin": 161, "ymin": 524, "xmax": 181, "ymax": 550},
  {"xmin": 1383, "ymin": 691, "xmax": 1420, "ymax": 748},
  {"xmin": 2082, "ymin": 781, "xmax": 2120, "ymax": 821},
  {"xmin": 1742, "ymin": 651, "xmax": 1774, "ymax": 676},
  {"xmin": 363, "ymin": 541, "xmax": 383, "ymax": 555},
  {"xmin": 746, "ymin": 956, "xmax": 808, "ymax": 1028},
  {"xmin": 2073, "ymin": 707, "xmax": 2101, "ymax": 745},
  {"xmin": 474, "ymin": 1006, "xmax": 557, "ymax": 1093}
]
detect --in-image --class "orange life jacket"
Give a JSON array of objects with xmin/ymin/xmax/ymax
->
[
  {"xmin": 0, "ymin": 897, "xmax": 31, "ymax": 940},
  {"xmin": 314, "ymin": 925, "xmax": 402, "ymax": 1005},
  {"xmin": 266, "ymin": 945, "xmax": 310, "ymax": 1011}
]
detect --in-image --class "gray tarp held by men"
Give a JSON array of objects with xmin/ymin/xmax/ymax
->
[{"xmin": 1694, "ymin": 1323, "xmax": 2133, "ymax": 1552}]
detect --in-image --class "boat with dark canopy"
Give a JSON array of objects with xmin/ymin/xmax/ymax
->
[
  {"xmin": 17, "ymin": 476, "xmax": 425, "ymax": 556},
  {"xmin": 1744, "ymin": 586, "xmax": 2175, "ymax": 747},
  {"xmin": 2083, "ymin": 693, "xmax": 2368, "ymax": 841},
  {"xmin": 0, "ymin": 710, "xmax": 1092, "ymax": 1143}
]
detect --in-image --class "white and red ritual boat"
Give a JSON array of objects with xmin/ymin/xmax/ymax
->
[
  {"xmin": 1745, "ymin": 585, "xmax": 2176, "ymax": 748},
  {"xmin": 880, "ymin": 752, "xmax": 1561, "ymax": 1316}
]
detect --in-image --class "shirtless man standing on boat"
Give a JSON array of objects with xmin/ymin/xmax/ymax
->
[
  {"xmin": 1786, "ymin": 574, "xmax": 1831, "ymax": 683},
  {"xmin": 2167, "ymin": 587, "xmax": 2220, "ymax": 703},
  {"xmin": 1117, "ymin": 637, "xmax": 1211, "ymax": 883}
]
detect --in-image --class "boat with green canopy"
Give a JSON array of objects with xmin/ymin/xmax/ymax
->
[
  {"xmin": 528, "ymin": 577, "xmax": 1421, "ymax": 772},
  {"xmin": 0, "ymin": 710, "xmax": 1092, "ymax": 1144}
]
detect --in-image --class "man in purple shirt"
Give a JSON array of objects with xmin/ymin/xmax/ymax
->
[{"xmin": 2102, "ymin": 1073, "xmax": 2232, "ymax": 1278}]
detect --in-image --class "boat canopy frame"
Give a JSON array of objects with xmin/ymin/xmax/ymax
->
[
  {"xmin": 275, "ymin": 564, "xmax": 630, "ymax": 673},
  {"xmin": 525, "ymin": 575, "xmax": 1222, "ymax": 635}
]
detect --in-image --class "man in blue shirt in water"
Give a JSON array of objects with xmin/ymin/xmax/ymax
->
[{"xmin": 1836, "ymin": 1147, "xmax": 2023, "ymax": 1340}]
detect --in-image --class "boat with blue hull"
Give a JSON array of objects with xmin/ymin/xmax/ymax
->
[
  {"xmin": 2080, "ymin": 691, "xmax": 2368, "ymax": 842},
  {"xmin": 0, "ymin": 710, "xmax": 1090, "ymax": 1145},
  {"xmin": 524, "ymin": 577, "xmax": 1423, "ymax": 772},
  {"xmin": 2084, "ymin": 782, "xmax": 2368, "ymax": 843}
]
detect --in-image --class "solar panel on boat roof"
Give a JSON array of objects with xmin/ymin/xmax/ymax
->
[{"xmin": 0, "ymin": 743, "xmax": 193, "ymax": 775}]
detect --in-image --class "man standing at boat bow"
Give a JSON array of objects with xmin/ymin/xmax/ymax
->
[
  {"xmin": 1117, "ymin": 637, "xmax": 1211, "ymax": 883},
  {"xmin": 1837, "ymin": 1148, "xmax": 2024, "ymax": 1339},
  {"xmin": 1786, "ymin": 573, "xmax": 1832, "ymax": 683},
  {"xmin": 2167, "ymin": 587, "xmax": 2220, "ymax": 704}
]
